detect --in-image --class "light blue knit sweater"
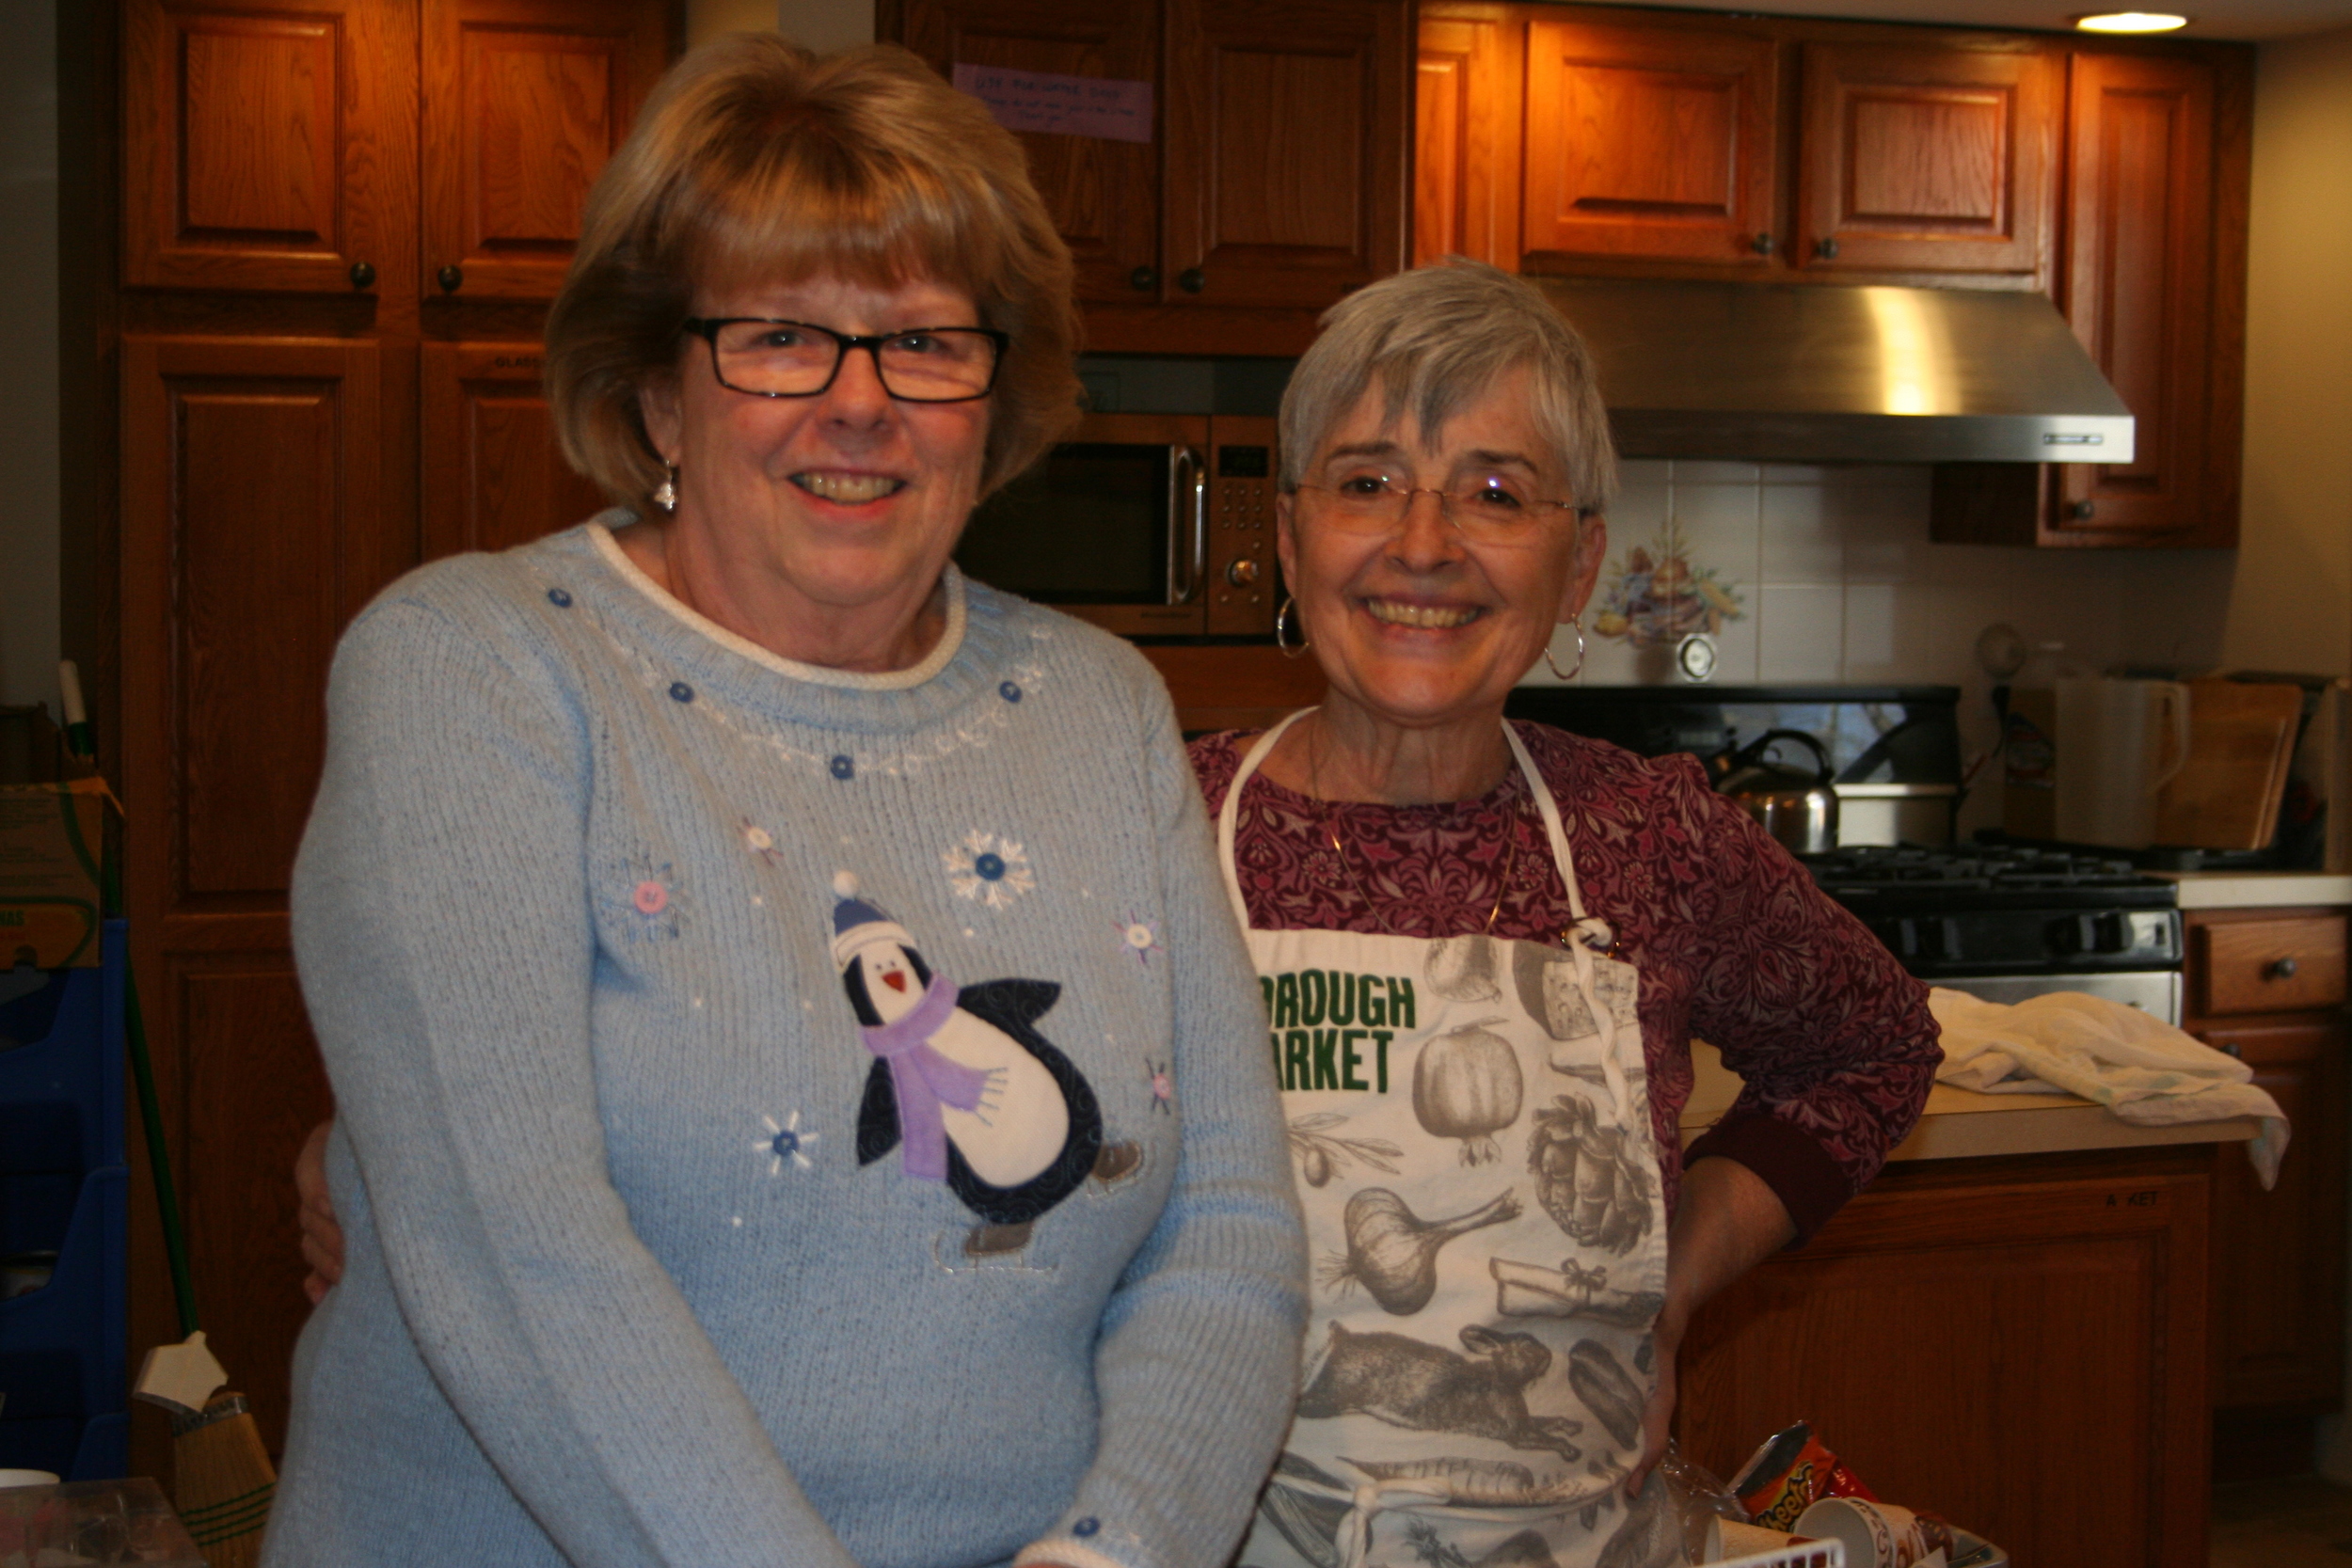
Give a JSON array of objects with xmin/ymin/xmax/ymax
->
[{"xmin": 264, "ymin": 521, "xmax": 1307, "ymax": 1568}]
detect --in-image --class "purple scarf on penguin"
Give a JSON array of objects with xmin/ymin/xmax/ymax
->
[{"xmin": 859, "ymin": 973, "xmax": 992, "ymax": 1180}]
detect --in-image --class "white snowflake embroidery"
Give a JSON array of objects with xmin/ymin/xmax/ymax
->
[
  {"xmin": 944, "ymin": 831, "xmax": 1034, "ymax": 910},
  {"xmin": 1117, "ymin": 916, "xmax": 1163, "ymax": 964},
  {"xmin": 755, "ymin": 1110, "xmax": 818, "ymax": 1175}
]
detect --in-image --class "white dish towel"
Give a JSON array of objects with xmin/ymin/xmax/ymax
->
[{"xmin": 1930, "ymin": 988, "xmax": 2289, "ymax": 1189}]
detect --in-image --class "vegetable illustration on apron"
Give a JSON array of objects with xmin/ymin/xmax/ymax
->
[{"xmin": 1218, "ymin": 715, "xmax": 1677, "ymax": 1568}]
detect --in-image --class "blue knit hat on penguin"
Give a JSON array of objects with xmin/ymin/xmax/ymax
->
[{"xmin": 830, "ymin": 871, "xmax": 914, "ymax": 971}]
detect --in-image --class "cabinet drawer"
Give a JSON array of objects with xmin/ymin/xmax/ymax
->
[{"xmin": 2198, "ymin": 914, "xmax": 2347, "ymax": 1016}]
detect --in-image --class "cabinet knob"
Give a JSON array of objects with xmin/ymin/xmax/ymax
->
[
  {"xmin": 2223, "ymin": 1041, "xmax": 2244, "ymax": 1058},
  {"xmin": 347, "ymin": 261, "xmax": 375, "ymax": 290},
  {"xmin": 1815, "ymin": 237, "xmax": 1840, "ymax": 261},
  {"xmin": 437, "ymin": 264, "xmax": 464, "ymax": 293},
  {"xmin": 1129, "ymin": 265, "xmax": 1158, "ymax": 292},
  {"xmin": 1226, "ymin": 558, "xmax": 1261, "ymax": 587},
  {"xmin": 2068, "ymin": 499, "xmax": 2097, "ymax": 521},
  {"xmin": 2268, "ymin": 956, "xmax": 2300, "ymax": 980},
  {"xmin": 1178, "ymin": 267, "xmax": 1206, "ymax": 294},
  {"xmin": 1752, "ymin": 232, "xmax": 1775, "ymax": 256}
]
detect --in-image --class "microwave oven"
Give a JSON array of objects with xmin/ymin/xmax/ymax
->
[{"xmin": 953, "ymin": 359, "xmax": 1285, "ymax": 639}]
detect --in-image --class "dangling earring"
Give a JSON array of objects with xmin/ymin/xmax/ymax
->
[
  {"xmin": 1544, "ymin": 616, "xmax": 1586, "ymax": 681},
  {"xmin": 1275, "ymin": 596, "xmax": 1309, "ymax": 658},
  {"xmin": 651, "ymin": 463, "xmax": 678, "ymax": 514}
]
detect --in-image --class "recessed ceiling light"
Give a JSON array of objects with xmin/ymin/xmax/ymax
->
[{"xmin": 2072, "ymin": 10, "xmax": 2191, "ymax": 30}]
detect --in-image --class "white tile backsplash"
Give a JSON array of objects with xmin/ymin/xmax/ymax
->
[
  {"xmin": 1574, "ymin": 461, "xmax": 2234, "ymax": 718},
  {"xmin": 1756, "ymin": 584, "xmax": 1844, "ymax": 679}
]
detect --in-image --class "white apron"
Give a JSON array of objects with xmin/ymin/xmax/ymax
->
[{"xmin": 1222, "ymin": 714, "xmax": 1681, "ymax": 1568}]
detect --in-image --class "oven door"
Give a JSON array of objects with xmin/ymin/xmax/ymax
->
[
  {"xmin": 1931, "ymin": 970, "xmax": 2183, "ymax": 1027},
  {"xmin": 954, "ymin": 412, "xmax": 1209, "ymax": 637}
]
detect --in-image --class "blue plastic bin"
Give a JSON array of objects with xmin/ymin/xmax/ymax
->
[{"xmin": 0, "ymin": 920, "xmax": 129, "ymax": 1480}]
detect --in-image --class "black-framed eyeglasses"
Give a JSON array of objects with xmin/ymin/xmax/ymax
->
[{"xmin": 681, "ymin": 317, "xmax": 1009, "ymax": 403}]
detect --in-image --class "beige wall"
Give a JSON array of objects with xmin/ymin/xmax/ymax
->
[
  {"xmin": 0, "ymin": 0, "xmax": 58, "ymax": 710},
  {"xmin": 2221, "ymin": 24, "xmax": 2352, "ymax": 679}
]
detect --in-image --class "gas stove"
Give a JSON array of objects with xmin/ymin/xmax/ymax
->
[{"xmin": 1799, "ymin": 844, "xmax": 2182, "ymax": 987}]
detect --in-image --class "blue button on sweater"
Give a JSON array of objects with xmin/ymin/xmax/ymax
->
[{"xmin": 264, "ymin": 520, "xmax": 1307, "ymax": 1568}]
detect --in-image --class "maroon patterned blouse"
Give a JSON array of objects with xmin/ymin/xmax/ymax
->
[{"xmin": 1191, "ymin": 721, "xmax": 1939, "ymax": 1243}]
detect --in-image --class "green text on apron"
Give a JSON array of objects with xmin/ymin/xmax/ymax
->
[{"xmin": 1222, "ymin": 713, "xmax": 1680, "ymax": 1568}]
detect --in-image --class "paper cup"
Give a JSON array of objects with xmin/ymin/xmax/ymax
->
[
  {"xmin": 1794, "ymin": 1497, "xmax": 1907, "ymax": 1567},
  {"xmin": 1706, "ymin": 1517, "xmax": 1801, "ymax": 1560}
]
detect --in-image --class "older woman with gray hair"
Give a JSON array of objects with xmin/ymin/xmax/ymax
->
[{"xmin": 1200, "ymin": 261, "xmax": 1937, "ymax": 1568}]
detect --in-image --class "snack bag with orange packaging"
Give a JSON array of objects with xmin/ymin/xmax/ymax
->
[{"xmin": 1728, "ymin": 1420, "xmax": 1879, "ymax": 1531}]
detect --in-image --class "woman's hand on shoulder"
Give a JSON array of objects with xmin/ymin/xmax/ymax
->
[{"xmin": 295, "ymin": 1118, "xmax": 346, "ymax": 1304}]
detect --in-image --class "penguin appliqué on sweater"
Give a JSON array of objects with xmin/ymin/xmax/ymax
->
[{"xmin": 832, "ymin": 874, "xmax": 1131, "ymax": 1254}]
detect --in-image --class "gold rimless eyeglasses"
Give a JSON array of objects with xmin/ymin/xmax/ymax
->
[{"xmin": 1292, "ymin": 475, "xmax": 1590, "ymax": 546}]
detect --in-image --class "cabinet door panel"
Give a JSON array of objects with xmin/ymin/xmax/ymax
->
[
  {"xmin": 421, "ymin": 342, "xmax": 611, "ymax": 559},
  {"xmin": 124, "ymin": 0, "xmax": 415, "ymax": 294},
  {"xmin": 893, "ymin": 0, "xmax": 1161, "ymax": 305},
  {"xmin": 1798, "ymin": 42, "xmax": 2056, "ymax": 277},
  {"xmin": 1411, "ymin": 17, "xmax": 1524, "ymax": 270},
  {"xmin": 421, "ymin": 0, "xmax": 665, "ymax": 300},
  {"xmin": 1165, "ymin": 0, "xmax": 1406, "ymax": 309},
  {"xmin": 2053, "ymin": 53, "xmax": 2217, "ymax": 541},
  {"xmin": 2201, "ymin": 1019, "xmax": 2347, "ymax": 1409},
  {"xmin": 1521, "ymin": 21, "xmax": 1777, "ymax": 267},
  {"xmin": 122, "ymin": 337, "xmax": 386, "ymax": 918}
]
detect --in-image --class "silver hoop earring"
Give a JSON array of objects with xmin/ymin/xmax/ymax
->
[
  {"xmin": 651, "ymin": 464, "xmax": 678, "ymax": 514},
  {"xmin": 1275, "ymin": 596, "xmax": 1309, "ymax": 658},
  {"xmin": 1544, "ymin": 617, "xmax": 1586, "ymax": 681}
]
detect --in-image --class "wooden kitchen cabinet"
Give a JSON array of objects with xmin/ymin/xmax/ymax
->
[
  {"xmin": 1795, "ymin": 41, "xmax": 2057, "ymax": 279},
  {"xmin": 1931, "ymin": 48, "xmax": 2249, "ymax": 548},
  {"xmin": 2184, "ymin": 908, "xmax": 2350, "ymax": 1477},
  {"xmin": 421, "ymin": 0, "xmax": 666, "ymax": 301},
  {"xmin": 123, "ymin": 0, "xmax": 418, "ymax": 295},
  {"xmin": 887, "ymin": 0, "xmax": 1408, "ymax": 348},
  {"xmin": 111, "ymin": 0, "xmax": 671, "ymax": 1481},
  {"xmin": 1432, "ymin": 5, "xmax": 2062, "ymax": 288},
  {"xmin": 421, "ymin": 341, "xmax": 612, "ymax": 559},
  {"xmin": 1678, "ymin": 1146, "xmax": 2215, "ymax": 1568},
  {"xmin": 118, "ymin": 334, "xmax": 389, "ymax": 1457},
  {"xmin": 1518, "ymin": 18, "xmax": 1779, "ymax": 269},
  {"xmin": 888, "ymin": 0, "xmax": 1162, "ymax": 306}
]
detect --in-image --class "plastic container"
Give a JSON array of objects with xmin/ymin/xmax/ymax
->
[{"xmin": 0, "ymin": 1474, "xmax": 204, "ymax": 1565}]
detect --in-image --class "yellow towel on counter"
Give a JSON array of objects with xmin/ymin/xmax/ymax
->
[{"xmin": 1930, "ymin": 988, "xmax": 2288, "ymax": 1188}]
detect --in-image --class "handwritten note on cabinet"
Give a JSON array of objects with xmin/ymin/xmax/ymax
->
[{"xmin": 951, "ymin": 63, "xmax": 1153, "ymax": 144}]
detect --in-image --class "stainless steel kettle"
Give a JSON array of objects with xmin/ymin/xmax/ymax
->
[{"xmin": 1711, "ymin": 728, "xmax": 1839, "ymax": 855}]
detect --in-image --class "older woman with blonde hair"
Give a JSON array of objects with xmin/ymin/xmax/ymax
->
[
  {"xmin": 264, "ymin": 34, "xmax": 1303, "ymax": 1568},
  {"xmin": 1206, "ymin": 261, "xmax": 1937, "ymax": 1568}
]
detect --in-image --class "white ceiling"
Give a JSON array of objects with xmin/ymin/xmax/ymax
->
[{"xmin": 1630, "ymin": 0, "xmax": 2352, "ymax": 39}]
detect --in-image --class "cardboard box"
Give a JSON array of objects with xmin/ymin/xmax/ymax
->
[{"xmin": 0, "ymin": 775, "xmax": 108, "ymax": 967}]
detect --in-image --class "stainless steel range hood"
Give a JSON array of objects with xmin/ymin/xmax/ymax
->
[{"xmin": 1536, "ymin": 277, "xmax": 2134, "ymax": 465}]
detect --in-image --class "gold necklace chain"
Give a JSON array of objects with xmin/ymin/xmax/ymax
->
[{"xmin": 1306, "ymin": 721, "xmax": 1519, "ymax": 939}]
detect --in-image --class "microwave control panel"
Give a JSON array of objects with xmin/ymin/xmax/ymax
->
[{"xmin": 1207, "ymin": 415, "xmax": 1278, "ymax": 636}]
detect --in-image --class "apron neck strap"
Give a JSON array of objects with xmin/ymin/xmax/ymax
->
[{"xmin": 1215, "ymin": 710, "xmax": 1591, "ymax": 939}]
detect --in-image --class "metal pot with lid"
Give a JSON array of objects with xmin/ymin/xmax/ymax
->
[{"xmin": 1710, "ymin": 728, "xmax": 1839, "ymax": 854}]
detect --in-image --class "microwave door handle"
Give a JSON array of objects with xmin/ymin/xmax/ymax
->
[{"xmin": 1167, "ymin": 446, "xmax": 1207, "ymax": 605}]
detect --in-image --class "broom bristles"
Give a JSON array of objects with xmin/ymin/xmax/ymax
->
[{"xmin": 172, "ymin": 1391, "xmax": 278, "ymax": 1568}]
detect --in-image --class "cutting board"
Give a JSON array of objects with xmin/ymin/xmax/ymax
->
[{"xmin": 2154, "ymin": 681, "xmax": 2304, "ymax": 848}]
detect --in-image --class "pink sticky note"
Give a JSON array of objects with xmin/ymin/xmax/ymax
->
[{"xmin": 951, "ymin": 62, "xmax": 1154, "ymax": 144}]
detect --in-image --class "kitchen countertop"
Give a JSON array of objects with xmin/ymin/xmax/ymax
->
[
  {"xmin": 1678, "ymin": 1040, "xmax": 2262, "ymax": 1162},
  {"xmin": 2156, "ymin": 870, "xmax": 2352, "ymax": 909}
]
